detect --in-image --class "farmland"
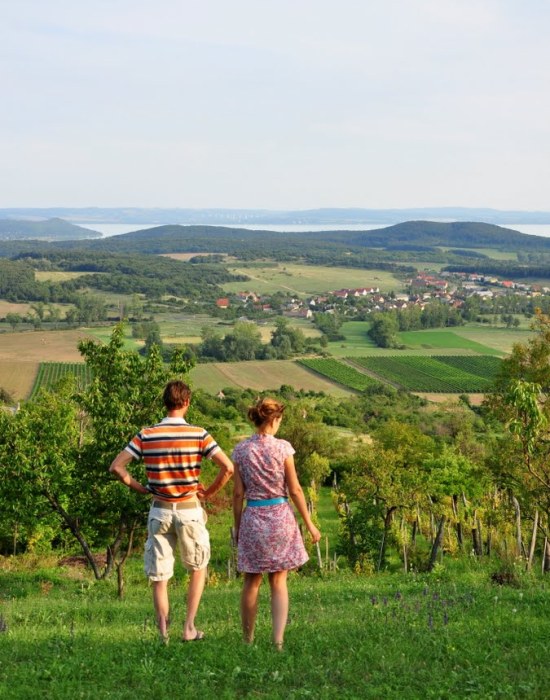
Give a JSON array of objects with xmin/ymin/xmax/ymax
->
[
  {"xmin": 190, "ymin": 360, "xmax": 354, "ymax": 397},
  {"xmin": 29, "ymin": 362, "xmax": 92, "ymax": 398},
  {"xmin": 298, "ymin": 358, "xmax": 378, "ymax": 392},
  {"xmin": 352, "ymin": 355, "xmax": 502, "ymax": 393}
]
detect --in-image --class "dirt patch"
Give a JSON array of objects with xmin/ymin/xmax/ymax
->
[
  {"xmin": 58, "ymin": 554, "xmax": 107, "ymax": 569},
  {"xmin": 0, "ymin": 301, "xmax": 33, "ymax": 317},
  {"xmin": 0, "ymin": 361, "xmax": 38, "ymax": 401}
]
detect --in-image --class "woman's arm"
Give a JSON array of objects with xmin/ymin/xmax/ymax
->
[
  {"xmin": 284, "ymin": 455, "xmax": 321, "ymax": 543},
  {"xmin": 232, "ymin": 463, "xmax": 245, "ymax": 538}
]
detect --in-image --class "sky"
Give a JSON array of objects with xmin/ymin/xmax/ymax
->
[{"xmin": 2, "ymin": 0, "xmax": 550, "ymax": 211}]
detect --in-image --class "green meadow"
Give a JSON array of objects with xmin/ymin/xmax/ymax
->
[
  {"xmin": 1, "ymin": 488, "xmax": 549, "ymax": 699},
  {"xmin": 398, "ymin": 330, "xmax": 502, "ymax": 355},
  {"xmin": 222, "ymin": 263, "xmax": 403, "ymax": 297}
]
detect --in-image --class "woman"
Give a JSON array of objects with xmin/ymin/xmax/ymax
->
[{"xmin": 232, "ymin": 398, "xmax": 321, "ymax": 649}]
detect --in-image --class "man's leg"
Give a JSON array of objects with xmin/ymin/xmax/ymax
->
[
  {"xmin": 268, "ymin": 570, "xmax": 289, "ymax": 649},
  {"xmin": 152, "ymin": 579, "xmax": 170, "ymax": 641},
  {"xmin": 241, "ymin": 572, "xmax": 263, "ymax": 643},
  {"xmin": 182, "ymin": 567, "xmax": 207, "ymax": 640}
]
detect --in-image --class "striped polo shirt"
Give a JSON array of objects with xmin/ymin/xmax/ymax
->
[{"xmin": 125, "ymin": 417, "xmax": 220, "ymax": 502}]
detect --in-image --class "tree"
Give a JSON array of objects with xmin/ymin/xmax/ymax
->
[
  {"xmin": 5, "ymin": 312, "xmax": 22, "ymax": 331},
  {"xmin": 223, "ymin": 321, "xmax": 263, "ymax": 360},
  {"xmin": 0, "ymin": 323, "xmax": 192, "ymax": 580},
  {"xmin": 270, "ymin": 317, "xmax": 306, "ymax": 357},
  {"xmin": 338, "ymin": 421, "xmax": 435, "ymax": 570},
  {"xmin": 48, "ymin": 304, "xmax": 63, "ymax": 329},
  {"xmin": 368, "ymin": 313, "xmax": 400, "ymax": 348},
  {"xmin": 486, "ymin": 311, "xmax": 550, "ymax": 564}
]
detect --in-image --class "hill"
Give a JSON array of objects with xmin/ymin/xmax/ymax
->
[
  {"xmin": 341, "ymin": 220, "xmax": 547, "ymax": 250},
  {"xmin": 82, "ymin": 220, "xmax": 550, "ymax": 256},
  {"xmin": 0, "ymin": 218, "xmax": 101, "ymax": 240}
]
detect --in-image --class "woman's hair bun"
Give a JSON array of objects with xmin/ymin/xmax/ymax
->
[{"xmin": 248, "ymin": 398, "xmax": 285, "ymax": 427}]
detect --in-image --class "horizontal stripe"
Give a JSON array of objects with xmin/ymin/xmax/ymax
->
[{"xmin": 148, "ymin": 478, "xmax": 199, "ymax": 487}]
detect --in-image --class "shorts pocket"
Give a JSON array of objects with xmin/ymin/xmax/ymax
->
[{"xmin": 180, "ymin": 521, "xmax": 210, "ymax": 570}]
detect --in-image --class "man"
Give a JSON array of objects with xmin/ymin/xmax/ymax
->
[{"xmin": 109, "ymin": 380, "xmax": 234, "ymax": 643}]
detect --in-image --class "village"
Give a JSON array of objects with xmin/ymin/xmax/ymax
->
[{"xmin": 215, "ymin": 269, "xmax": 550, "ymax": 321}]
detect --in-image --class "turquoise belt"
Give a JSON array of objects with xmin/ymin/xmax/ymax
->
[{"xmin": 247, "ymin": 497, "xmax": 288, "ymax": 507}]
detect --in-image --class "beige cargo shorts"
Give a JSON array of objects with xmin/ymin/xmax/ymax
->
[{"xmin": 144, "ymin": 504, "xmax": 210, "ymax": 581}]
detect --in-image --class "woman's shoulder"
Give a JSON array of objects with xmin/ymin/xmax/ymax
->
[
  {"xmin": 232, "ymin": 435, "xmax": 254, "ymax": 455},
  {"xmin": 274, "ymin": 437, "xmax": 295, "ymax": 456}
]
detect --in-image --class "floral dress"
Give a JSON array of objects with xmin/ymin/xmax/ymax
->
[{"xmin": 232, "ymin": 433, "xmax": 309, "ymax": 573}]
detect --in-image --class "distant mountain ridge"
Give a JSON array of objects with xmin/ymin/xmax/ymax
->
[
  {"xmin": 0, "ymin": 218, "xmax": 101, "ymax": 240},
  {"xmin": 2, "ymin": 206, "xmax": 550, "ymax": 226}
]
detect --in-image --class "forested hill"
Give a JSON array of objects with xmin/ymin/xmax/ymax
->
[
  {"xmin": 81, "ymin": 221, "xmax": 550, "ymax": 255},
  {"xmin": 0, "ymin": 218, "xmax": 101, "ymax": 240},
  {"xmin": 339, "ymin": 221, "xmax": 547, "ymax": 250}
]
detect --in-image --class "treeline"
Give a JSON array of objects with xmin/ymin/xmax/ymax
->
[
  {"xmin": 445, "ymin": 261, "xmax": 550, "ymax": 279},
  {"xmin": 368, "ymin": 302, "xmax": 464, "ymax": 348}
]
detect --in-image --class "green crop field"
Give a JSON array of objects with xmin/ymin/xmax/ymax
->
[
  {"xmin": 298, "ymin": 358, "xmax": 379, "ymax": 392},
  {"xmin": 29, "ymin": 362, "xmax": 93, "ymax": 398},
  {"xmin": 352, "ymin": 355, "xmax": 502, "ymax": 393},
  {"xmin": 398, "ymin": 329, "xmax": 500, "ymax": 354}
]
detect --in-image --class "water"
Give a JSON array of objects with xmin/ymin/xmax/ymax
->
[{"xmin": 75, "ymin": 221, "xmax": 550, "ymax": 239}]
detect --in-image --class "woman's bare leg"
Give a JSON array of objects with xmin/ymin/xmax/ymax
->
[
  {"xmin": 241, "ymin": 573, "xmax": 263, "ymax": 643},
  {"xmin": 268, "ymin": 570, "xmax": 288, "ymax": 649}
]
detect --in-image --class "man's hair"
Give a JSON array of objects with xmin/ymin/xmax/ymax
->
[{"xmin": 163, "ymin": 381, "xmax": 192, "ymax": 410}]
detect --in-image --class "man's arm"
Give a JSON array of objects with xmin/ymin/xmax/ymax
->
[
  {"xmin": 200, "ymin": 450, "xmax": 234, "ymax": 500},
  {"xmin": 109, "ymin": 450, "xmax": 150, "ymax": 495}
]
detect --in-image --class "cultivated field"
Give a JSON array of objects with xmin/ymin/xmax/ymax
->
[
  {"xmin": 352, "ymin": 355, "xmax": 501, "ymax": 393},
  {"xmin": 29, "ymin": 362, "xmax": 93, "ymax": 399},
  {"xmin": 298, "ymin": 358, "xmax": 378, "ymax": 392},
  {"xmin": 222, "ymin": 263, "xmax": 404, "ymax": 296},
  {"xmin": 191, "ymin": 360, "xmax": 354, "ymax": 396},
  {"xmin": 0, "ymin": 329, "xmax": 97, "ymax": 401}
]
